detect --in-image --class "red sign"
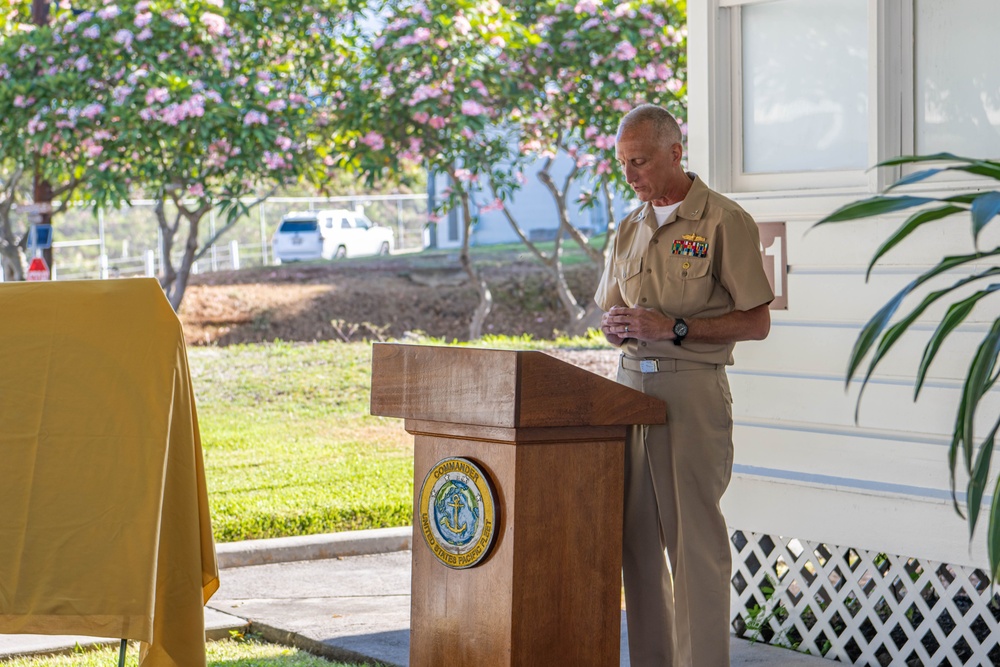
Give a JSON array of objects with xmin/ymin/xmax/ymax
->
[{"xmin": 26, "ymin": 256, "xmax": 50, "ymax": 282}]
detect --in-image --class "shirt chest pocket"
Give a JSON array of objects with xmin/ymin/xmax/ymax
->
[
  {"xmin": 664, "ymin": 256, "xmax": 713, "ymax": 316},
  {"xmin": 615, "ymin": 257, "xmax": 643, "ymax": 307}
]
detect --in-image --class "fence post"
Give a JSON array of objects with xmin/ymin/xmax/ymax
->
[
  {"xmin": 230, "ymin": 240, "xmax": 240, "ymax": 270},
  {"xmin": 259, "ymin": 205, "xmax": 268, "ymax": 266},
  {"xmin": 209, "ymin": 206, "xmax": 218, "ymax": 272},
  {"xmin": 144, "ymin": 250, "xmax": 155, "ymax": 277},
  {"xmin": 99, "ymin": 253, "xmax": 109, "ymax": 280}
]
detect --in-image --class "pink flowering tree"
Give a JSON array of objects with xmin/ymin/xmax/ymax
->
[
  {"xmin": 0, "ymin": 0, "xmax": 355, "ymax": 308},
  {"xmin": 493, "ymin": 0, "xmax": 687, "ymax": 333},
  {"xmin": 332, "ymin": 0, "xmax": 531, "ymax": 339}
]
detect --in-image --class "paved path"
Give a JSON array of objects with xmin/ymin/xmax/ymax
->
[{"xmin": 0, "ymin": 528, "xmax": 832, "ymax": 666}]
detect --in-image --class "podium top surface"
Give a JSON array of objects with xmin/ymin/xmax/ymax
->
[{"xmin": 370, "ymin": 343, "xmax": 665, "ymax": 429}]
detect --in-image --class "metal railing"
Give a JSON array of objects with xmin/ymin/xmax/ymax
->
[{"xmin": 5, "ymin": 193, "xmax": 428, "ymax": 282}]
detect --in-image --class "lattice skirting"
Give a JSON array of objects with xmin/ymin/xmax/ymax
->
[{"xmin": 730, "ymin": 530, "xmax": 1000, "ymax": 665}]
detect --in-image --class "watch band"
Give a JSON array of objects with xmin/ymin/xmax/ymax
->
[{"xmin": 672, "ymin": 318, "xmax": 688, "ymax": 346}]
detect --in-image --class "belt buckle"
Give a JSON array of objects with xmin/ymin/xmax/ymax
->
[{"xmin": 639, "ymin": 359, "xmax": 658, "ymax": 373}]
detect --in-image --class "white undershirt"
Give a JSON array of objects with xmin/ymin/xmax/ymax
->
[{"xmin": 652, "ymin": 201, "xmax": 682, "ymax": 227}]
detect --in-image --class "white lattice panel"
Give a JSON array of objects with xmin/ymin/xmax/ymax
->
[{"xmin": 730, "ymin": 530, "xmax": 1000, "ymax": 665}]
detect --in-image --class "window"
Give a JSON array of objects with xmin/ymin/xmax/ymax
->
[
  {"xmin": 731, "ymin": 0, "xmax": 871, "ymax": 191},
  {"xmin": 913, "ymin": 0, "xmax": 1000, "ymax": 158}
]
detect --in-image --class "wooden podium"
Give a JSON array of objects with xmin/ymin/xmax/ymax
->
[{"xmin": 370, "ymin": 343, "xmax": 665, "ymax": 666}]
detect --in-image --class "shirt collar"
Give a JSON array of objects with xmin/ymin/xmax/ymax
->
[{"xmin": 634, "ymin": 172, "xmax": 708, "ymax": 228}]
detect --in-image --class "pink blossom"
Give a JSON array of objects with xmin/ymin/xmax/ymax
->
[
  {"xmin": 461, "ymin": 100, "xmax": 487, "ymax": 116},
  {"xmin": 454, "ymin": 168, "xmax": 477, "ymax": 182},
  {"xmin": 97, "ymin": 5, "xmax": 119, "ymax": 19},
  {"xmin": 112, "ymin": 85, "xmax": 133, "ymax": 105},
  {"xmin": 489, "ymin": 36, "xmax": 505, "ymax": 47},
  {"xmin": 86, "ymin": 144, "xmax": 104, "ymax": 158},
  {"xmin": 435, "ymin": 38, "xmax": 448, "ymax": 49},
  {"xmin": 243, "ymin": 110, "xmax": 269, "ymax": 126},
  {"xmin": 454, "ymin": 15, "xmax": 471, "ymax": 35},
  {"xmin": 113, "ymin": 29, "xmax": 133, "ymax": 48},
  {"xmin": 263, "ymin": 151, "xmax": 287, "ymax": 169},
  {"xmin": 235, "ymin": 75, "xmax": 249, "ymax": 86},
  {"xmin": 74, "ymin": 55, "xmax": 91, "ymax": 71},
  {"xmin": 611, "ymin": 99, "xmax": 631, "ymax": 112},
  {"xmin": 255, "ymin": 81, "xmax": 272, "ymax": 95},
  {"xmin": 429, "ymin": 116, "xmax": 447, "ymax": 130},
  {"xmin": 614, "ymin": 40, "xmax": 637, "ymax": 61},
  {"xmin": 80, "ymin": 103, "xmax": 104, "ymax": 119},
  {"xmin": 266, "ymin": 99, "xmax": 287, "ymax": 112},
  {"xmin": 27, "ymin": 117, "xmax": 46, "ymax": 135},
  {"xmin": 574, "ymin": 0, "xmax": 598, "ymax": 13},
  {"xmin": 134, "ymin": 12, "xmax": 152, "ymax": 27},
  {"xmin": 479, "ymin": 198, "xmax": 504, "ymax": 213},
  {"xmin": 515, "ymin": 171, "xmax": 527, "ymax": 185},
  {"xmin": 189, "ymin": 183, "xmax": 205, "ymax": 197},
  {"xmin": 40, "ymin": 143, "xmax": 55, "ymax": 156},
  {"xmin": 201, "ymin": 12, "xmax": 227, "ymax": 36},
  {"xmin": 145, "ymin": 88, "xmax": 170, "ymax": 105},
  {"xmin": 595, "ymin": 134, "xmax": 615, "ymax": 150},
  {"xmin": 584, "ymin": 126, "xmax": 599, "ymax": 140},
  {"xmin": 386, "ymin": 17, "xmax": 414, "ymax": 31},
  {"xmin": 136, "ymin": 0, "xmax": 150, "ymax": 12},
  {"xmin": 13, "ymin": 95, "xmax": 35, "ymax": 108},
  {"xmin": 667, "ymin": 78, "xmax": 683, "ymax": 94},
  {"xmin": 166, "ymin": 12, "xmax": 190, "ymax": 27},
  {"xmin": 397, "ymin": 27, "xmax": 431, "ymax": 47},
  {"xmin": 597, "ymin": 160, "xmax": 613, "ymax": 175},
  {"xmin": 0, "ymin": 64, "xmax": 9, "ymax": 80},
  {"xmin": 136, "ymin": 27, "xmax": 153, "ymax": 41},
  {"xmin": 461, "ymin": 128, "xmax": 475, "ymax": 140},
  {"xmin": 608, "ymin": 71, "xmax": 625, "ymax": 85},
  {"xmin": 360, "ymin": 131, "xmax": 385, "ymax": 150},
  {"xmin": 275, "ymin": 136, "xmax": 293, "ymax": 150},
  {"xmin": 413, "ymin": 111, "xmax": 430, "ymax": 123},
  {"xmin": 614, "ymin": 4, "xmax": 636, "ymax": 18},
  {"xmin": 82, "ymin": 25, "xmax": 100, "ymax": 39}
]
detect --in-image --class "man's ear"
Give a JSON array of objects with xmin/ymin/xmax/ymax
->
[{"xmin": 671, "ymin": 143, "xmax": 683, "ymax": 165}]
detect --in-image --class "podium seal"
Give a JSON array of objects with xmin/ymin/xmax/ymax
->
[{"xmin": 419, "ymin": 457, "xmax": 498, "ymax": 569}]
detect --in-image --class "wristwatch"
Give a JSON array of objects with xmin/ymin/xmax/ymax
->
[{"xmin": 672, "ymin": 318, "xmax": 688, "ymax": 346}]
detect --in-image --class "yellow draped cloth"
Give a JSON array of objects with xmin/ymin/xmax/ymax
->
[{"xmin": 0, "ymin": 278, "xmax": 219, "ymax": 666}]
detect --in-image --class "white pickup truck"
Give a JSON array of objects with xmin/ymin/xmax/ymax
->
[{"xmin": 272, "ymin": 208, "xmax": 394, "ymax": 262}]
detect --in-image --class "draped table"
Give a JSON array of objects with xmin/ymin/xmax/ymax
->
[{"xmin": 0, "ymin": 278, "xmax": 218, "ymax": 667}]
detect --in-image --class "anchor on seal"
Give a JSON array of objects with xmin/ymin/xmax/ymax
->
[{"xmin": 440, "ymin": 493, "xmax": 468, "ymax": 533}]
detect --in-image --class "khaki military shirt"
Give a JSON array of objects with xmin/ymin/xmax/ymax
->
[{"xmin": 595, "ymin": 175, "xmax": 774, "ymax": 365}]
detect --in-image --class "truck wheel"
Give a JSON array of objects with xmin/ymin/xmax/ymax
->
[
  {"xmin": 378, "ymin": 242, "xmax": 390, "ymax": 256},
  {"xmin": 334, "ymin": 246, "xmax": 347, "ymax": 259}
]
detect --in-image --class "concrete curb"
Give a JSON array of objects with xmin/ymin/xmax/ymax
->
[{"xmin": 216, "ymin": 526, "xmax": 413, "ymax": 569}]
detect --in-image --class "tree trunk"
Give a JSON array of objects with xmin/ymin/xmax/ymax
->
[
  {"xmin": 456, "ymin": 186, "xmax": 491, "ymax": 340},
  {"xmin": 0, "ymin": 166, "xmax": 25, "ymax": 281}
]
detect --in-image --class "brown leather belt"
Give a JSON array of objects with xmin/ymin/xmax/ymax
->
[{"xmin": 620, "ymin": 355, "xmax": 719, "ymax": 373}]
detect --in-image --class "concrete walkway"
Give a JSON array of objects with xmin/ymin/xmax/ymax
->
[{"xmin": 0, "ymin": 528, "xmax": 831, "ymax": 666}]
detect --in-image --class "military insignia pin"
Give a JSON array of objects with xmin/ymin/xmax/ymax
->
[{"xmin": 419, "ymin": 457, "xmax": 498, "ymax": 569}]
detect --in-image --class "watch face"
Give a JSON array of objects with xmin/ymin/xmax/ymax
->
[{"xmin": 674, "ymin": 322, "xmax": 688, "ymax": 336}]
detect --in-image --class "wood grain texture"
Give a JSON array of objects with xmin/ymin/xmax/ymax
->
[
  {"xmin": 403, "ymin": 419, "xmax": 625, "ymax": 445},
  {"xmin": 408, "ymin": 435, "xmax": 624, "ymax": 667},
  {"xmin": 370, "ymin": 343, "xmax": 665, "ymax": 428}
]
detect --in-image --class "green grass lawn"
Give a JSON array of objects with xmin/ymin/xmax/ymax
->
[
  {"xmin": 0, "ymin": 637, "xmax": 387, "ymax": 667},
  {"xmin": 194, "ymin": 333, "xmax": 608, "ymax": 543}
]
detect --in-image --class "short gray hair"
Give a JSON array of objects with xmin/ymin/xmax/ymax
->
[{"xmin": 617, "ymin": 104, "xmax": 682, "ymax": 147}]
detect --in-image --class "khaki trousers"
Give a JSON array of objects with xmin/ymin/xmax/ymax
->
[{"xmin": 617, "ymin": 358, "xmax": 734, "ymax": 667}]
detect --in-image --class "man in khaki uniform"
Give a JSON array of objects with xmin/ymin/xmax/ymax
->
[{"xmin": 596, "ymin": 104, "xmax": 774, "ymax": 666}]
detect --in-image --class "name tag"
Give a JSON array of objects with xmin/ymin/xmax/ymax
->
[{"xmin": 640, "ymin": 359, "xmax": 658, "ymax": 373}]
